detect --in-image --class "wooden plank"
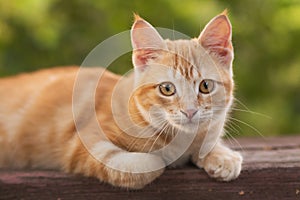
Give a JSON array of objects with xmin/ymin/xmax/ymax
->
[
  {"xmin": 242, "ymin": 148, "xmax": 300, "ymax": 169},
  {"xmin": 226, "ymin": 135, "xmax": 300, "ymax": 150},
  {"xmin": 1, "ymin": 167, "xmax": 300, "ymax": 200},
  {"xmin": 0, "ymin": 136, "xmax": 300, "ymax": 200},
  {"xmin": 225, "ymin": 136, "xmax": 300, "ymax": 169}
]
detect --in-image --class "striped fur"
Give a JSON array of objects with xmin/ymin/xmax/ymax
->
[{"xmin": 0, "ymin": 12, "xmax": 242, "ymax": 189}]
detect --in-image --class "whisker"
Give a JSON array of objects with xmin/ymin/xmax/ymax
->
[
  {"xmin": 148, "ymin": 122, "xmax": 169, "ymax": 153},
  {"xmin": 224, "ymin": 130, "xmax": 244, "ymax": 152},
  {"xmin": 225, "ymin": 122, "xmax": 240, "ymax": 135},
  {"xmin": 228, "ymin": 117, "xmax": 265, "ymax": 139},
  {"xmin": 127, "ymin": 120, "xmax": 168, "ymax": 151},
  {"xmin": 234, "ymin": 98, "xmax": 251, "ymax": 111},
  {"xmin": 230, "ymin": 108, "xmax": 272, "ymax": 119},
  {"xmin": 140, "ymin": 120, "xmax": 169, "ymax": 151}
]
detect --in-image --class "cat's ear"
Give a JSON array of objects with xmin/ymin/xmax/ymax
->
[
  {"xmin": 198, "ymin": 10, "xmax": 233, "ymax": 66},
  {"xmin": 131, "ymin": 14, "xmax": 167, "ymax": 70}
]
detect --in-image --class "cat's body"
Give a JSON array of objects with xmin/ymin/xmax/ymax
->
[{"xmin": 0, "ymin": 12, "xmax": 242, "ymax": 189}]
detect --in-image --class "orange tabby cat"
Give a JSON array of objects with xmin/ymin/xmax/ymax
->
[{"xmin": 0, "ymin": 11, "xmax": 242, "ymax": 189}]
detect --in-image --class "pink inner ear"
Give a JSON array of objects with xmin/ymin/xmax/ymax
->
[
  {"xmin": 131, "ymin": 16, "xmax": 166, "ymax": 50},
  {"xmin": 133, "ymin": 49, "xmax": 158, "ymax": 67},
  {"xmin": 200, "ymin": 15, "xmax": 232, "ymax": 49},
  {"xmin": 131, "ymin": 15, "xmax": 167, "ymax": 70},
  {"xmin": 199, "ymin": 14, "xmax": 233, "ymax": 65}
]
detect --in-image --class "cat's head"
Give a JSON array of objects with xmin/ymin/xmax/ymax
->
[{"xmin": 129, "ymin": 12, "xmax": 234, "ymax": 133}]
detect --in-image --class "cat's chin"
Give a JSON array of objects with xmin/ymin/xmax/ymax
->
[{"xmin": 169, "ymin": 121, "xmax": 200, "ymax": 135}]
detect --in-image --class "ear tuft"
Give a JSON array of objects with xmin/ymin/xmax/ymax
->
[
  {"xmin": 133, "ymin": 13, "xmax": 143, "ymax": 22},
  {"xmin": 221, "ymin": 9, "xmax": 229, "ymax": 16}
]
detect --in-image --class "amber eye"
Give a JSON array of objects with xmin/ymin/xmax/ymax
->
[
  {"xmin": 199, "ymin": 79, "xmax": 214, "ymax": 94},
  {"xmin": 159, "ymin": 82, "xmax": 176, "ymax": 96}
]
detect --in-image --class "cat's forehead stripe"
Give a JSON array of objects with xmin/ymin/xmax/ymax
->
[{"xmin": 170, "ymin": 44, "xmax": 201, "ymax": 81}]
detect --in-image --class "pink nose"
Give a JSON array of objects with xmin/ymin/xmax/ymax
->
[{"xmin": 180, "ymin": 109, "xmax": 198, "ymax": 120}]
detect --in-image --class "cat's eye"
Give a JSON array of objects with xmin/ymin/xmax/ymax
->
[
  {"xmin": 199, "ymin": 79, "xmax": 214, "ymax": 94},
  {"xmin": 159, "ymin": 82, "xmax": 176, "ymax": 96}
]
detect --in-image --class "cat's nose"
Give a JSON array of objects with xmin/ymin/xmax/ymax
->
[{"xmin": 180, "ymin": 109, "xmax": 198, "ymax": 120}]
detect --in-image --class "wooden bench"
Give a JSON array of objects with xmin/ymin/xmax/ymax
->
[{"xmin": 1, "ymin": 136, "xmax": 300, "ymax": 200}]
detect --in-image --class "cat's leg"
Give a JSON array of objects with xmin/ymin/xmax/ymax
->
[
  {"xmin": 63, "ymin": 138, "xmax": 165, "ymax": 189},
  {"xmin": 192, "ymin": 142, "xmax": 242, "ymax": 181}
]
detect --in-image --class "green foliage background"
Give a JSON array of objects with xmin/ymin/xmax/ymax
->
[{"xmin": 0, "ymin": 0, "xmax": 299, "ymax": 136}]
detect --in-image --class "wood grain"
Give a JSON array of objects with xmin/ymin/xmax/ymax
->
[{"xmin": 1, "ymin": 136, "xmax": 300, "ymax": 200}]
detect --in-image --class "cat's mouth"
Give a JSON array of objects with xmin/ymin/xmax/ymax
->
[{"xmin": 167, "ymin": 111, "xmax": 215, "ymax": 131}]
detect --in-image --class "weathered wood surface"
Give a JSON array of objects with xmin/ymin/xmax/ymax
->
[{"xmin": 1, "ymin": 135, "xmax": 300, "ymax": 200}]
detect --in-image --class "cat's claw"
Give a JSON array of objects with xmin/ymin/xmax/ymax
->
[{"xmin": 203, "ymin": 149, "xmax": 242, "ymax": 181}]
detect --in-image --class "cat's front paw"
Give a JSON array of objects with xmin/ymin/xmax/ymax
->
[{"xmin": 203, "ymin": 149, "xmax": 242, "ymax": 181}]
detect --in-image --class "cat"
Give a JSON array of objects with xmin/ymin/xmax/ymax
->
[{"xmin": 0, "ymin": 11, "xmax": 242, "ymax": 189}]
